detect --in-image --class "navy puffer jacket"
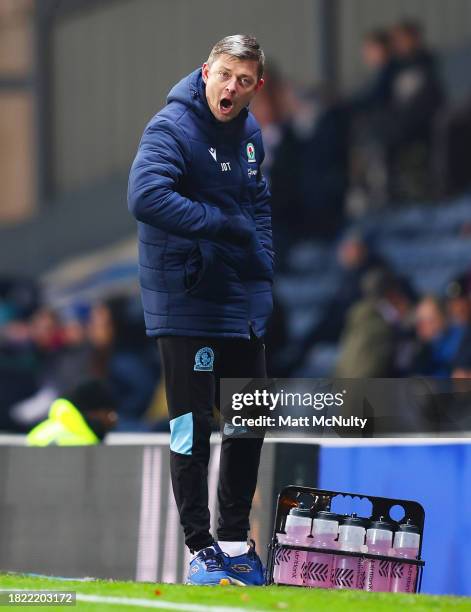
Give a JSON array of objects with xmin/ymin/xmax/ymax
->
[{"xmin": 128, "ymin": 69, "xmax": 274, "ymax": 338}]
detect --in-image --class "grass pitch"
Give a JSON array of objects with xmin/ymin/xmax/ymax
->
[{"xmin": 0, "ymin": 574, "xmax": 470, "ymax": 611}]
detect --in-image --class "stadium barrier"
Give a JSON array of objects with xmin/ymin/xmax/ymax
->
[
  {"xmin": 0, "ymin": 437, "xmax": 318, "ymax": 582},
  {"xmin": 0, "ymin": 435, "xmax": 469, "ymax": 595}
]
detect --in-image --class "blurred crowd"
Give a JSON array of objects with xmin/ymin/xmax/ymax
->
[
  {"xmin": 0, "ymin": 283, "xmax": 164, "ymax": 433},
  {"xmin": 267, "ymin": 230, "xmax": 471, "ymax": 379},
  {"xmin": 313, "ymin": 236, "xmax": 471, "ymax": 380},
  {"xmin": 253, "ymin": 19, "xmax": 470, "ymax": 257},
  {"xmin": 1, "ymin": 249, "xmax": 469, "ymax": 434},
  {"xmin": 256, "ymin": 19, "xmax": 471, "ymax": 383},
  {"xmin": 1, "ymin": 19, "xmax": 471, "ymax": 434}
]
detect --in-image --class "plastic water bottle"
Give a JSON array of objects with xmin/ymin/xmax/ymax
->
[
  {"xmin": 273, "ymin": 531, "xmax": 286, "ymax": 584},
  {"xmin": 389, "ymin": 521, "xmax": 420, "ymax": 593},
  {"xmin": 303, "ymin": 511, "xmax": 339, "ymax": 588},
  {"xmin": 363, "ymin": 517, "xmax": 394, "ymax": 592},
  {"xmin": 276, "ymin": 505, "xmax": 312, "ymax": 586},
  {"xmin": 332, "ymin": 514, "xmax": 367, "ymax": 590}
]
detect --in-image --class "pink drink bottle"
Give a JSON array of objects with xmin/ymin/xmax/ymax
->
[
  {"xmin": 332, "ymin": 514, "xmax": 367, "ymax": 590},
  {"xmin": 303, "ymin": 511, "xmax": 339, "ymax": 588},
  {"xmin": 389, "ymin": 521, "xmax": 420, "ymax": 593},
  {"xmin": 277, "ymin": 506, "xmax": 312, "ymax": 586},
  {"xmin": 363, "ymin": 517, "xmax": 394, "ymax": 592},
  {"xmin": 273, "ymin": 532, "xmax": 286, "ymax": 584}
]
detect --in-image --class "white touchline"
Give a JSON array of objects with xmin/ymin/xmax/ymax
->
[{"xmin": 76, "ymin": 593, "xmax": 265, "ymax": 612}]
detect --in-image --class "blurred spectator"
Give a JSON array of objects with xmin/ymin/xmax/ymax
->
[
  {"xmin": 350, "ymin": 29, "xmax": 396, "ymax": 112},
  {"xmin": 0, "ymin": 333, "xmax": 38, "ymax": 431},
  {"xmin": 446, "ymin": 275, "xmax": 471, "ymax": 327},
  {"xmin": 453, "ymin": 336, "xmax": 471, "ymax": 378},
  {"xmin": 27, "ymin": 379, "xmax": 117, "ymax": 446},
  {"xmin": 452, "ymin": 306, "xmax": 471, "ymax": 378},
  {"xmin": 288, "ymin": 232, "xmax": 388, "ymax": 374},
  {"xmin": 88, "ymin": 295, "xmax": 160, "ymax": 431},
  {"xmin": 8, "ymin": 307, "xmax": 93, "ymax": 430},
  {"xmin": 347, "ymin": 30, "xmax": 396, "ymax": 209},
  {"xmin": 453, "ymin": 331, "xmax": 471, "ymax": 378},
  {"xmin": 444, "ymin": 277, "xmax": 471, "ymax": 429},
  {"xmin": 0, "ymin": 278, "xmax": 42, "ymax": 431},
  {"xmin": 334, "ymin": 268, "xmax": 416, "ymax": 377},
  {"xmin": 413, "ymin": 295, "xmax": 465, "ymax": 377},
  {"xmin": 1, "ymin": 291, "xmax": 163, "ymax": 433},
  {"xmin": 349, "ymin": 21, "xmax": 445, "ymax": 207},
  {"xmin": 421, "ymin": 340, "xmax": 471, "ymax": 432},
  {"xmin": 386, "ymin": 20, "xmax": 445, "ymax": 200},
  {"xmin": 250, "ymin": 62, "xmax": 290, "ymax": 180},
  {"xmin": 270, "ymin": 85, "xmax": 349, "ymax": 259}
]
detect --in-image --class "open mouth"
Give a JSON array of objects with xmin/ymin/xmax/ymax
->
[{"xmin": 219, "ymin": 97, "xmax": 234, "ymax": 113}]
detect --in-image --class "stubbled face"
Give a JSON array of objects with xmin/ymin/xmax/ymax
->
[{"xmin": 202, "ymin": 54, "xmax": 263, "ymax": 122}]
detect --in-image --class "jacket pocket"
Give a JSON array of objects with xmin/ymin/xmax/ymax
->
[
  {"xmin": 184, "ymin": 242, "xmax": 208, "ymax": 293},
  {"xmin": 184, "ymin": 241, "xmax": 240, "ymax": 302}
]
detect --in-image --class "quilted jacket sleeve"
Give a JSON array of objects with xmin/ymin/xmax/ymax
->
[{"xmin": 128, "ymin": 117, "xmax": 228, "ymax": 240}]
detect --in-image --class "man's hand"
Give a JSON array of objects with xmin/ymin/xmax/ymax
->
[{"xmin": 217, "ymin": 214, "xmax": 254, "ymax": 246}]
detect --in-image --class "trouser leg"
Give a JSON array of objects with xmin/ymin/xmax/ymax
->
[
  {"xmin": 215, "ymin": 335, "xmax": 267, "ymax": 542},
  {"xmin": 158, "ymin": 336, "xmax": 217, "ymax": 552}
]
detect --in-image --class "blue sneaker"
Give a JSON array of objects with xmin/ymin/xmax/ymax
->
[
  {"xmin": 186, "ymin": 544, "xmax": 231, "ymax": 585},
  {"xmin": 186, "ymin": 541, "xmax": 265, "ymax": 586},
  {"xmin": 223, "ymin": 540, "xmax": 265, "ymax": 586}
]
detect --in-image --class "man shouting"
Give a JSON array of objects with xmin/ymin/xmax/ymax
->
[{"xmin": 128, "ymin": 34, "xmax": 273, "ymax": 585}]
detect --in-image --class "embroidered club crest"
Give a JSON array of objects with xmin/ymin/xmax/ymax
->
[
  {"xmin": 194, "ymin": 347, "xmax": 215, "ymax": 372},
  {"xmin": 246, "ymin": 142, "xmax": 256, "ymax": 163}
]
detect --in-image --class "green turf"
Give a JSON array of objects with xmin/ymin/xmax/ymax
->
[{"xmin": 0, "ymin": 574, "xmax": 470, "ymax": 611}]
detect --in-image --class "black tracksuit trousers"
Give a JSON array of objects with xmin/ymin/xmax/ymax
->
[{"xmin": 158, "ymin": 334, "xmax": 266, "ymax": 553}]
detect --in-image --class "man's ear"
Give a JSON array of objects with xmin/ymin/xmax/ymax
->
[
  {"xmin": 202, "ymin": 62, "xmax": 210, "ymax": 83},
  {"xmin": 255, "ymin": 77, "xmax": 265, "ymax": 92}
]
